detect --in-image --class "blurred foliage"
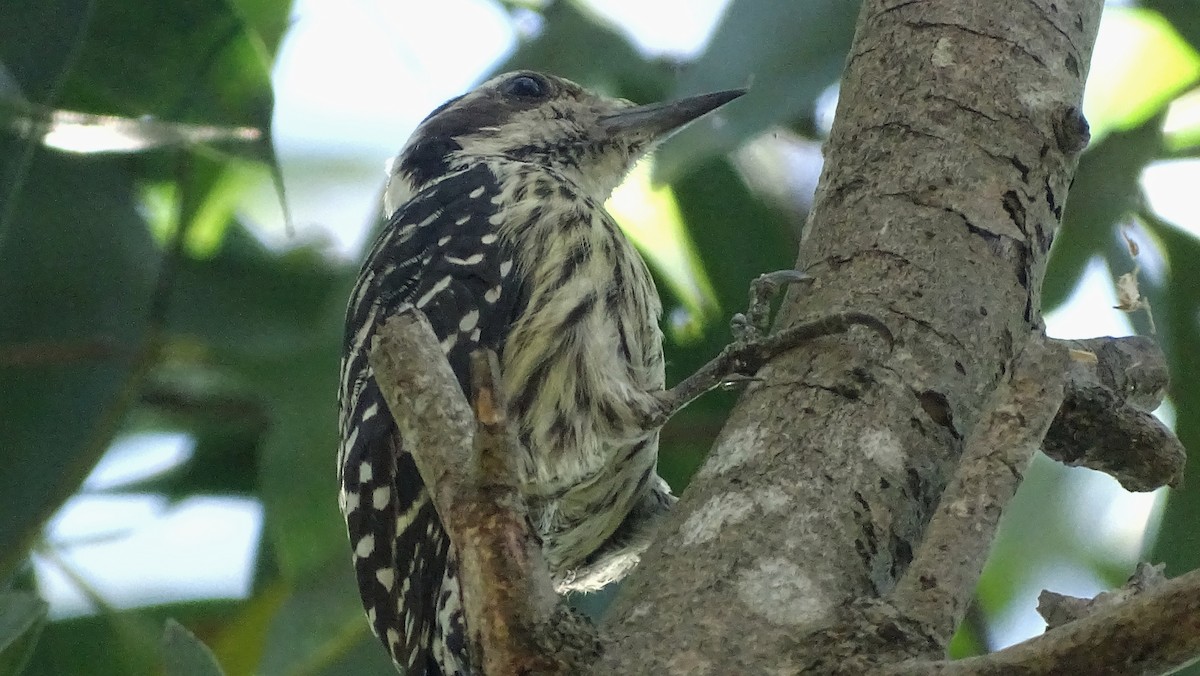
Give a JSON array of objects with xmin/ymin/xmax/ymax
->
[{"xmin": 1, "ymin": 0, "xmax": 1199, "ymax": 674}]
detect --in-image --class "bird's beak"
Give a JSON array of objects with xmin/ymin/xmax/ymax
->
[{"xmin": 598, "ymin": 88, "xmax": 747, "ymax": 140}]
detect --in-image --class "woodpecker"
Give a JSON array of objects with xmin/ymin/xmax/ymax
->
[{"xmin": 337, "ymin": 71, "xmax": 744, "ymax": 675}]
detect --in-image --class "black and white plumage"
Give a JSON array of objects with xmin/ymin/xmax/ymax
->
[{"xmin": 337, "ymin": 71, "xmax": 744, "ymax": 675}]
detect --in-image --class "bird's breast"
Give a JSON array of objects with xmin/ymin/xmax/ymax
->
[{"xmin": 487, "ymin": 161, "xmax": 666, "ymax": 572}]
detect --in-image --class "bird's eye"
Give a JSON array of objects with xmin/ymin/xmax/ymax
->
[{"xmin": 502, "ymin": 74, "xmax": 548, "ymax": 100}]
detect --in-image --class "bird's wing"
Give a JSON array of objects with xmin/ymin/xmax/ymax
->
[{"xmin": 337, "ymin": 162, "xmax": 523, "ymax": 675}]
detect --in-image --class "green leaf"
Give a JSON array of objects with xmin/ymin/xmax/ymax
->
[
  {"xmin": 22, "ymin": 610, "xmax": 161, "ymax": 676},
  {"xmin": 252, "ymin": 336, "xmax": 349, "ymax": 580},
  {"xmin": 152, "ymin": 228, "xmax": 351, "ymax": 576},
  {"xmin": 1142, "ymin": 213, "xmax": 1200, "ymax": 578},
  {"xmin": 672, "ymin": 158, "xmax": 795, "ymax": 320},
  {"xmin": 0, "ymin": 150, "xmax": 158, "ymax": 580},
  {"xmin": 163, "ymin": 227, "xmax": 348, "ymax": 358},
  {"xmin": 1164, "ymin": 87, "xmax": 1200, "ymax": 153},
  {"xmin": 654, "ymin": 157, "xmax": 795, "ymax": 488},
  {"xmin": 258, "ymin": 561, "xmax": 393, "ymax": 676},
  {"xmin": 162, "ymin": 619, "xmax": 225, "ymax": 676},
  {"xmin": 63, "ymin": 0, "xmax": 273, "ymax": 126},
  {"xmin": 607, "ymin": 158, "xmax": 718, "ymax": 324},
  {"xmin": 1144, "ymin": 0, "xmax": 1200, "ymax": 55},
  {"xmin": 0, "ymin": 592, "xmax": 47, "ymax": 676},
  {"xmin": 1084, "ymin": 7, "xmax": 1200, "ymax": 144},
  {"xmin": 1042, "ymin": 116, "xmax": 1164, "ymax": 310},
  {"xmin": 210, "ymin": 583, "xmax": 289, "ymax": 676},
  {"xmin": 655, "ymin": 0, "xmax": 861, "ymax": 182},
  {"xmin": 0, "ymin": 0, "xmax": 91, "ymax": 103}
]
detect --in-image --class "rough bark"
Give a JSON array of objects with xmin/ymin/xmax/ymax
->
[{"xmin": 599, "ymin": 0, "xmax": 1105, "ymax": 672}]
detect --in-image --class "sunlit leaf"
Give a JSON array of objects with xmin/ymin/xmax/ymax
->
[
  {"xmin": 1164, "ymin": 87, "xmax": 1200, "ymax": 153},
  {"xmin": 607, "ymin": 159, "xmax": 718, "ymax": 331},
  {"xmin": 1084, "ymin": 7, "xmax": 1200, "ymax": 144},
  {"xmin": 1143, "ymin": 0, "xmax": 1200, "ymax": 55},
  {"xmin": 142, "ymin": 159, "xmax": 273, "ymax": 257}
]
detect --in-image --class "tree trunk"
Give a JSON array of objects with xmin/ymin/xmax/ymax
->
[{"xmin": 598, "ymin": 0, "xmax": 1103, "ymax": 671}]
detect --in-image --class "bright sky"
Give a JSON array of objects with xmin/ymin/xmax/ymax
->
[{"xmin": 34, "ymin": 0, "xmax": 1195, "ymax": 655}]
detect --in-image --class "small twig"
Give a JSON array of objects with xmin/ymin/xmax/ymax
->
[
  {"xmin": 369, "ymin": 311, "xmax": 474, "ymax": 496},
  {"xmin": 889, "ymin": 333, "xmax": 1067, "ymax": 648},
  {"xmin": 1043, "ymin": 336, "xmax": 1183, "ymax": 490},
  {"xmin": 653, "ymin": 311, "xmax": 893, "ymax": 426},
  {"xmin": 883, "ymin": 567, "xmax": 1200, "ymax": 676},
  {"xmin": 368, "ymin": 310, "xmax": 596, "ymax": 675},
  {"xmin": 1037, "ymin": 562, "xmax": 1167, "ymax": 629},
  {"xmin": 454, "ymin": 350, "xmax": 565, "ymax": 676}
]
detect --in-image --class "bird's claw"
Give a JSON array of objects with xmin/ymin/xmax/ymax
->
[
  {"xmin": 733, "ymin": 270, "xmax": 814, "ymax": 343},
  {"xmin": 718, "ymin": 373, "xmax": 761, "ymax": 391}
]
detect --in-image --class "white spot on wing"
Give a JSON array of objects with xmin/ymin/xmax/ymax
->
[
  {"xmin": 481, "ymin": 233, "xmax": 497, "ymax": 244},
  {"xmin": 372, "ymin": 485, "xmax": 391, "ymax": 510},
  {"xmin": 395, "ymin": 489, "xmax": 427, "ymax": 531},
  {"xmin": 416, "ymin": 275, "xmax": 452, "ymax": 308},
  {"xmin": 417, "ymin": 209, "xmax": 442, "ymax": 229},
  {"xmin": 341, "ymin": 489, "xmax": 360, "ymax": 514},
  {"xmin": 484, "ymin": 286, "xmax": 501, "ymax": 303},
  {"xmin": 469, "ymin": 186, "xmax": 485, "ymax": 199},
  {"xmin": 359, "ymin": 462, "xmax": 373, "ymax": 483},
  {"xmin": 499, "ymin": 260, "xmax": 513, "ymax": 277},
  {"xmin": 376, "ymin": 567, "xmax": 396, "ymax": 590},
  {"xmin": 459, "ymin": 310, "xmax": 479, "ymax": 332},
  {"xmin": 355, "ymin": 534, "xmax": 376, "ymax": 557},
  {"xmin": 446, "ymin": 253, "xmax": 484, "ymax": 265}
]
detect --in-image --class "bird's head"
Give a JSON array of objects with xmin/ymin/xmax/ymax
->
[{"xmin": 385, "ymin": 71, "xmax": 745, "ymax": 215}]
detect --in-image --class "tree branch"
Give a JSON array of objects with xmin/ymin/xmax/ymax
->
[
  {"xmin": 1037, "ymin": 562, "xmax": 1166, "ymax": 629},
  {"xmin": 652, "ymin": 311, "xmax": 893, "ymax": 425},
  {"xmin": 1043, "ymin": 336, "xmax": 1183, "ymax": 491},
  {"xmin": 889, "ymin": 333, "xmax": 1068, "ymax": 646},
  {"xmin": 885, "ymin": 567, "xmax": 1200, "ymax": 676},
  {"xmin": 598, "ymin": 0, "xmax": 1111, "ymax": 672},
  {"xmin": 368, "ymin": 310, "xmax": 597, "ymax": 675}
]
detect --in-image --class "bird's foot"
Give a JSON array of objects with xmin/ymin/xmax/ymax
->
[{"xmin": 730, "ymin": 270, "xmax": 813, "ymax": 344}]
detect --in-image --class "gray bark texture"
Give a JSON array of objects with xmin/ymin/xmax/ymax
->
[{"xmin": 599, "ymin": 0, "xmax": 1108, "ymax": 672}]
